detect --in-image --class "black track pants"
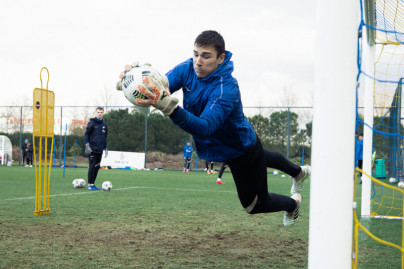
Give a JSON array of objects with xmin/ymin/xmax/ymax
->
[
  {"xmin": 88, "ymin": 153, "xmax": 102, "ymax": 185},
  {"xmin": 227, "ymin": 136, "xmax": 301, "ymax": 214}
]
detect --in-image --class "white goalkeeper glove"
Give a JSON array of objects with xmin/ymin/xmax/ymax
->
[
  {"xmin": 85, "ymin": 143, "xmax": 92, "ymax": 155},
  {"xmin": 137, "ymin": 73, "xmax": 178, "ymax": 116},
  {"xmin": 116, "ymin": 61, "xmax": 142, "ymax": 91},
  {"xmin": 116, "ymin": 61, "xmax": 164, "ymax": 92}
]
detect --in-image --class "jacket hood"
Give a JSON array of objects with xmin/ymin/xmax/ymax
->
[{"xmin": 91, "ymin": 117, "xmax": 103, "ymax": 123}]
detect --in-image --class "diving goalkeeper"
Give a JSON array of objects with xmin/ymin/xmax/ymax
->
[{"xmin": 118, "ymin": 30, "xmax": 310, "ymax": 226}]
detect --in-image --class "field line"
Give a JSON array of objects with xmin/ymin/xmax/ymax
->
[{"xmin": 2, "ymin": 185, "xmax": 235, "ymax": 201}]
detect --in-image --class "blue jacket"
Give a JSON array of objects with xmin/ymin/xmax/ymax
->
[
  {"xmin": 167, "ymin": 51, "xmax": 256, "ymax": 162},
  {"xmin": 183, "ymin": 145, "xmax": 193, "ymax": 158},
  {"xmin": 84, "ymin": 117, "xmax": 108, "ymax": 154}
]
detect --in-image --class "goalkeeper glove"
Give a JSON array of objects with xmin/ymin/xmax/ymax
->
[
  {"xmin": 137, "ymin": 73, "xmax": 179, "ymax": 116},
  {"xmin": 104, "ymin": 149, "xmax": 108, "ymax": 158},
  {"xmin": 85, "ymin": 143, "xmax": 92, "ymax": 155},
  {"xmin": 116, "ymin": 61, "xmax": 160, "ymax": 91}
]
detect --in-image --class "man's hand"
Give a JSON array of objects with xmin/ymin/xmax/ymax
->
[
  {"xmin": 85, "ymin": 143, "xmax": 92, "ymax": 155},
  {"xmin": 137, "ymin": 73, "xmax": 179, "ymax": 116},
  {"xmin": 116, "ymin": 61, "xmax": 142, "ymax": 91},
  {"xmin": 104, "ymin": 149, "xmax": 108, "ymax": 158},
  {"xmin": 116, "ymin": 62, "xmax": 162, "ymax": 91}
]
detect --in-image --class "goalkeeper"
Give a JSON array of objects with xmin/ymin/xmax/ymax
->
[{"xmin": 119, "ymin": 30, "xmax": 310, "ymax": 226}]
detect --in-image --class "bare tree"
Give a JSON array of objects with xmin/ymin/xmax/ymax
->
[
  {"xmin": 21, "ymin": 96, "xmax": 32, "ymax": 133},
  {"xmin": 0, "ymin": 105, "xmax": 20, "ymax": 134},
  {"xmin": 70, "ymin": 107, "xmax": 94, "ymax": 136},
  {"xmin": 97, "ymin": 84, "xmax": 117, "ymax": 112},
  {"xmin": 278, "ymin": 83, "xmax": 297, "ymax": 107}
]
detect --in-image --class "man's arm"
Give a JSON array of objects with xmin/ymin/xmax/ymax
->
[
  {"xmin": 84, "ymin": 121, "xmax": 93, "ymax": 144},
  {"xmin": 169, "ymin": 87, "xmax": 237, "ymax": 139}
]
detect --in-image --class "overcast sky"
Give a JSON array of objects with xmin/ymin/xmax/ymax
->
[{"xmin": 0, "ymin": 0, "xmax": 316, "ymax": 109}]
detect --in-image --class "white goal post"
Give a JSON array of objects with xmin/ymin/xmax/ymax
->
[{"xmin": 309, "ymin": 0, "xmax": 358, "ymax": 268}]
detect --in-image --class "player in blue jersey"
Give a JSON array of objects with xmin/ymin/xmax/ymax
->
[
  {"xmin": 121, "ymin": 30, "xmax": 310, "ymax": 226},
  {"xmin": 183, "ymin": 141, "xmax": 193, "ymax": 173}
]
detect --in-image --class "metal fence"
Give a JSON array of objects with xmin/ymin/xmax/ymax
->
[{"xmin": 0, "ymin": 105, "xmax": 313, "ymax": 166}]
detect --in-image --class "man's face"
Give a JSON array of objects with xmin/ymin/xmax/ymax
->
[
  {"xmin": 96, "ymin": 109, "xmax": 104, "ymax": 120},
  {"xmin": 193, "ymin": 45, "xmax": 225, "ymax": 78},
  {"xmin": 359, "ymin": 136, "xmax": 363, "ymax": 141}
]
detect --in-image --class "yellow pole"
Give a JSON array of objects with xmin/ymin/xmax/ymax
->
[{"xmin": 33, "ymin": 67, "xmax": 54, "ymax": 216}]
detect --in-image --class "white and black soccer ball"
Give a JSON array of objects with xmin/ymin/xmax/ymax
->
[
  {"xmin": 102, "ymin": 181, "xmax": 113, "ymax": 191},
  {"xmin": 121, "ymin": 65, "xmax": 159, "ymax": 106},
  {"xmin": 398, "ymin": 181, "xmax": 404, "ymax": 188},
  {"xmin": 389, "ymin": 177, "xmax": 397, "ymax": 183},
  {"xmin": 78, "ymin": 179, "xmax": 86, "ymax": 188},
  {"xmin": 72, "ymin": 179, "xmax": 81, "ymax": 188}
]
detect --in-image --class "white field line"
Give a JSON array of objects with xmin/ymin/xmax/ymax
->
[{"xmin": 2, "ymin": 186, "xmax": 235, "ymax": 202}]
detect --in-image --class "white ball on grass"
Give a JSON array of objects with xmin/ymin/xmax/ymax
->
[
  {"xmin": 102, "ymin": 181, "xmax": 113, "ymax": 191},
  {"xmin": 72, "ymin": 179, "xmax": 81, "ymax": 188},
  {"xmin": 389, "ymin": 177, "xmax": 397, "ymax": 183}
]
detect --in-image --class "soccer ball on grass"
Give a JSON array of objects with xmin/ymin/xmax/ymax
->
[
  {"xmin": 398, "ymin": 181, "xmax": 404, "ymax": 188},
  {"xmin": 72, "ymin": 178, "xmax": 86, "ymax": 188},
  {"xmin": 389, "ymin": 177, "xmax": 397, "ymax": 183},
  {"xmin": 102, "ymin": 181, "xmax": 113, "ymax": 191},
  {"xmin": 72, "ymin": 179, "xmax": 81, "ymax": 188},
  {"xmin": 78, "ymin": 178, "xmax": 86, "ymax": 188}
]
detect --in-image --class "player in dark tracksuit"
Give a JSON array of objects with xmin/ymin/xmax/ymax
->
[
  {"xmin": 22, "ymin": 139, "xmax": 29, "ymax": 166},
  {"xmin": 25, "ymin": 141, "xmax": 33, "ymax": 167},
  {"xmin": 84, "ymin": 107, "xmax": 108, "ymax": 191}
]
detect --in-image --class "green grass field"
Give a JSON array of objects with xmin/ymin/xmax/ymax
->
[{"xmin": 0, "ymin": 166, "xmax": 402, "ymax": 268}]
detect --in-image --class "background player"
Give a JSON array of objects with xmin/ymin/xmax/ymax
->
[
  {"xmin": 216, "ymin": 162, "xmax": 227, "ymax": 184},
  {"xmin": 84, "ymin": 107, "xmax": 108, "ymax": 190},
  {"xmin": 204, "ymin": 160, "xmax": 215, "ymax": 174},
  {"xmin": 183, "ymin": 140, "xmax": 193, "ymax": 173}
]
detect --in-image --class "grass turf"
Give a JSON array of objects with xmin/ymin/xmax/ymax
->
[{"xmin": 0, "ymin": 166, "xmax": 402, "ymax": 268}]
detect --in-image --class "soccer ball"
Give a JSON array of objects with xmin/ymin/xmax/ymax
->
[
  {"xmin": 72, "ymin": 179, "xmax": 81, "ymax": 188},
  {"xmin": 102, "ymin": 181, "xmax": 113, "ymax": 191},
  {"xmin": 121, "ymin": 65, "xmax": 159, "ymax": 106},
  {"xmin": 389, "ymin": 177, "xmax": 397, "ymax": 183},
  {"xmin": 398, "ymin": 181, "xmax": 404, "ymax": 188},
  {"xmin": 273, "ymin": 171, "xmax": 279, "ymax": 175},
  {"xmin": 78, "ymin": 179, "xmax": 86, "ymax": 188}
]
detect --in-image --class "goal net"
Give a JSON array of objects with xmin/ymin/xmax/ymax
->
[{"xmin": 0, "ymin": 135, "xmax": 12, "ymax": 165}]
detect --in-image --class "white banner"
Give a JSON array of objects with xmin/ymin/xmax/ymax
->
[{"xmin": 100, "ymin": 150, "xmax": 145, "ymax": 169}]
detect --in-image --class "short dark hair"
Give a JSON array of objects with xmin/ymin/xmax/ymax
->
[
  {"xmin": 96, "ymin": 107, "xmax": 104, "ymax": 111},
  {"xmin": 194, "ymin": 30, "xmax": 225, "ymax": 59}
]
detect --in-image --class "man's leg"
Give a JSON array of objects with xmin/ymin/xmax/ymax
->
[
  {"xmin": 93, "ymin": 153, "xmax": 103, "ymax": 184},
  {"xmin": 264, "ymin": 149, "xmax": 301, "ymax": 177},
  {"xmin": 228, "ymin": 137, "xmax": 296, "ymax": 214},
  {"xmin": 87, "ymin": 153, "xmax": 99, "ymax": 190},
  {"xmin": 264, "ymin": 149, "xmax": 311, "ymax": 195},
  {"xmin": 216, "ymin": 163, "xmax": 227, "ymax": 184}
]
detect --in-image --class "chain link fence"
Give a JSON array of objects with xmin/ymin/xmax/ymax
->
[{"xmin": 0, "ymin": 105, "xmax": 313, "ymax": 167}]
